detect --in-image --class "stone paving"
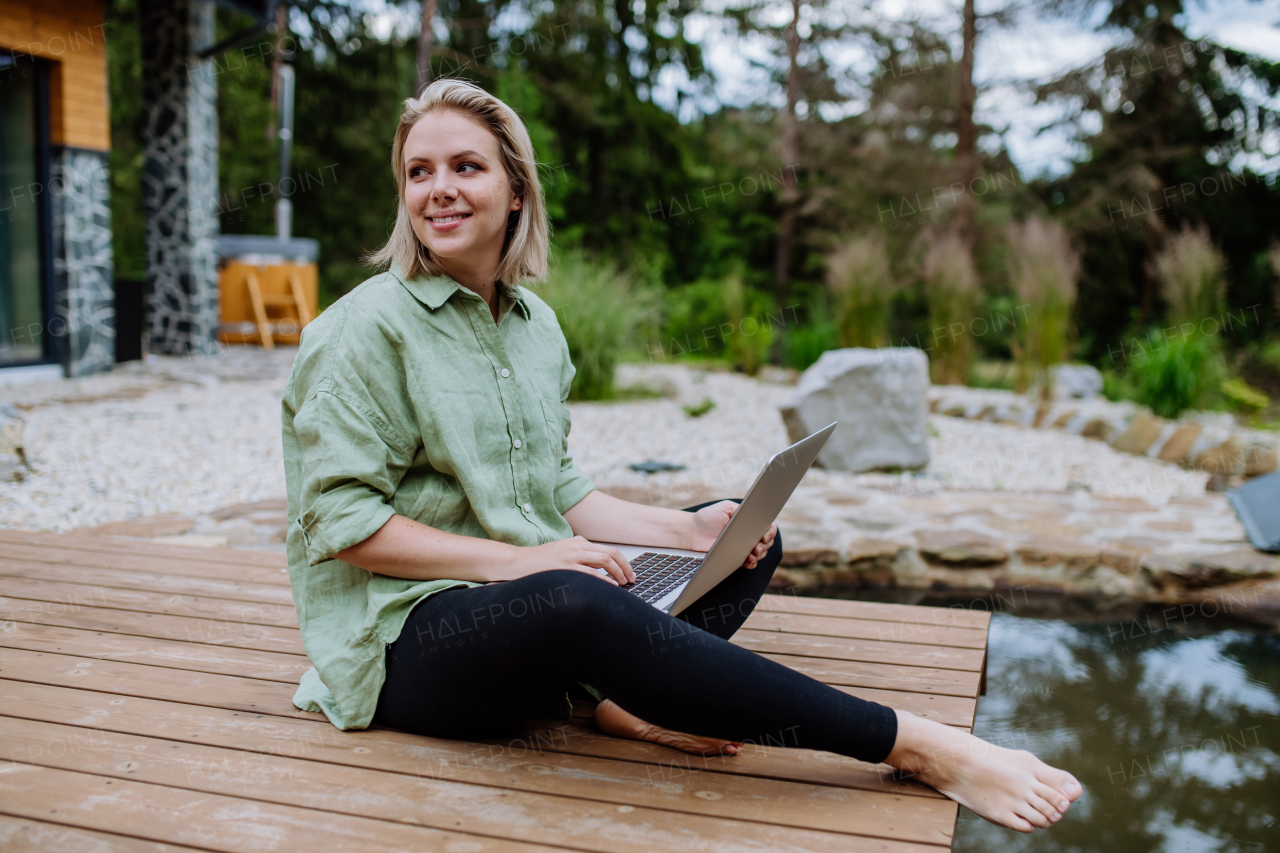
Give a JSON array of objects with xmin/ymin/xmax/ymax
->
[{"xmin": 6, "ymin": 350, "xmax": 1277, "ymax": 625}]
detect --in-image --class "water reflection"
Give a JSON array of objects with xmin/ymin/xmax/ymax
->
[{"xmin": 815, "ymin": 589, "xmax": 1280, "ymax": 852}]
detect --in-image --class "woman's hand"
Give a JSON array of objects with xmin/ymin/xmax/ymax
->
[
  {"xmin": 689, "ymin": 501, "xmax": 777, "ymax": 569},
  {"xmin": 504, "ymin": 535, "xmax": 636, "ymax": 586}
]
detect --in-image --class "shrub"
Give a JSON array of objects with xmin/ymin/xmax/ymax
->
[
  {"xmin": 1006, "ymin": 217, "xmax": 1080, "ymax": 398},
  {"xmin": 536, "ymin": 249, "xmax": 654, "ymax": 401},
  {"xmin": 1125, "ymin": 228, "xmax": 1229, "ymax": 418},
  {"xmin": 923, "ymin": 231, "xmax": 980, "ymax": 385},
  {"xmin": 1152, "ymin": 226, "xmax": 1226, "ymax": 325},
  {"xmin": 825, "ymin": 234, "xmax": 896, "ymax": 348},
  {"xmin": 1130, "ymin": 331, "xmax": 1225, "ymax": 418},
  {"xmin": 784, "ymin": 320, "xmax": 839, "ymax": 370},
  {"xmin": 659, "ymin": 274, "xmax": 775, "ymax": 373}
]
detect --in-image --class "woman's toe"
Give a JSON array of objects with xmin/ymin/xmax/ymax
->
[
  {"xmin": 1015, "ymin": 803, "xmax": 1050, "ymax": 829},
  {"xmin": 1028, "ymin": 792, "xmax": 1062, "ymax": 823},
  {"xmin": 1033, "ymin": 782, "xmax": 1072, "ymax": 814},
  {"xmin": 1004, "ymin": 811, "xmax": 1036, "ymax": 833}
]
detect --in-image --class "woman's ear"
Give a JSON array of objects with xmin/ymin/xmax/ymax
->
[{"xmin": 510, "ymin": 194, "xmax": 523, "ymax": 212}]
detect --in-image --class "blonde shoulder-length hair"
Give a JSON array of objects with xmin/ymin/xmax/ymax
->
[{"xmin": 366, "ymin": 79, "xmax": 549, "ymax": 285}]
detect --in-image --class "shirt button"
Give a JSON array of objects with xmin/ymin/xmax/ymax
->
[
  {"xmin": 513, "ymin": 438, "xmax": 522, "ymax": 449},
  {"xmin": 500, "ymin": 368, "xmax": 510, "ymax": 378},
  {"xmin": 522, "ymin": 502, "xmax": 532, "ymax": 513}
]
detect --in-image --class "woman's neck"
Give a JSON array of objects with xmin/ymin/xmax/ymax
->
[{"xmin": 435, "ymin": 257, "xmax": 502, "ymax": 322}]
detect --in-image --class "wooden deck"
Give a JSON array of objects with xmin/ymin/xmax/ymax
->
[{"xmin": 0, "ymin": 530, "xmax": 990, "ymax": 853}]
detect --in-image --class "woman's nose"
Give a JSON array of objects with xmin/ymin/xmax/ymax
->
[{"xmin": 429, "ymin": 175, "xmax": 457, "ymax": 202}]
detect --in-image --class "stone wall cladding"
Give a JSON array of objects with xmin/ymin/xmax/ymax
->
[
  {"xmin": 51, "ymin": 149, "xmax": 115, "ymax": 377},
  {"xmin": 141, "ymin": 0, "xmax": 220, "ymax": 356},
  {"xmin": 927, "ymin": 385, "xmax": 1279, "ymax": 487}
]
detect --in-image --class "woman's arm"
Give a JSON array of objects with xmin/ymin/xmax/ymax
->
[
  {"xmin": 562, "ymin": 491, "xmax": 777, "ymax": 570},
  {"xmin": 335, "ymin": 514, "xmax": 636, "ymax": 585}
]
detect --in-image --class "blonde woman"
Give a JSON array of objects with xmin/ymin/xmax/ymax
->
[{"xmin": 282, "ymin": 79, "xmax": 1082, "ymax": 833}]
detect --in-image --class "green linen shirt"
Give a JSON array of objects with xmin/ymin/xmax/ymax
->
[{"xmin": 281, "ymin": 269, "xmax": 596, "ymax": 730}]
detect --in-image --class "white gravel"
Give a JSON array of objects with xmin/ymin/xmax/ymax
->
[{"xmin": 0, "ymin": 354, "xmax": 1208, "ymax": 533}]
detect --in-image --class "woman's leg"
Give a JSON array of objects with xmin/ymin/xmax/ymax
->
[
  {"xmin": 376, "ymin": 569, "xmax": 898, "ymax": 762},
  {"xmin": 673, "ymin": 498, "xmax": 780, "ymax": 640},
  {"xmin": 376, "ymin": 569, "xmax": 1082, "ymax": 832}
]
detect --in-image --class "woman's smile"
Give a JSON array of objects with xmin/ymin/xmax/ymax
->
[{"xmin": 427, "ymin": 210, "xmax": 474, "ymax": 232}]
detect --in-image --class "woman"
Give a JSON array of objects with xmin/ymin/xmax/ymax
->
[{"xmin": 282, "ymin": 78, "xmax": 1082, "ymax": 833}]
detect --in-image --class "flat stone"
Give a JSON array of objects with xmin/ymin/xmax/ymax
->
[
  {"xmin": 779, "ymin": 527, "xmax": 841, "ymax": 566},
  {"xmin": 916, "ymin": 529, "xmax": 1009, "ymax": 566},
  {"xmin": 1157, "ymin": 423, "xmax": 1203, "ymax": 464},
  {"xmin": 1080, "ymin": 418, "xmax": 1116, "ymax": 441},
  {"xmin": 1144, "ymin": 520, "xmax": 1194, "ymax": 532},
  {"xmin": 1244, "ymin": 444, "xmax": 1279, "ymax": 478},
  {"xmin": 1191, "ymin": 436, "xmax": 1246, "ymax": 476},
  {"xmin": 1015, "ymin": 539, "xmax": 1101, "ymax": 574},
  {"xmin": 1111, "ymin": 412, "xmax": 1167, "ymax": 455},
  {"xmin": 1144, "ymin": 548, "xmax": 1279, "ymax": 589},
  {"xmin": 845, "ymin": 536, "xmax": 908, "ymax": 563},
  {"xmin": 1099, "ymin": 547, "xmax": 1143, "ymax": 575},
  {"xmin": 83, "ymin": 513, "xmax": 196, "ymax": 538},
  {"xmin": 209, "ymin": 499, "xmax": 289, "ymax": 520}
]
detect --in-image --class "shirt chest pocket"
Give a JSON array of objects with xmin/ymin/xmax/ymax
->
[{"xmin": 540, "ymin": 398, "xmax": 568, "ymax": 461}]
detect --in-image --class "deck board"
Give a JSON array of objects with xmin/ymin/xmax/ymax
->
[{"xmin": 0, "ymin": 531, "xmax": 990, "ymax": 852}]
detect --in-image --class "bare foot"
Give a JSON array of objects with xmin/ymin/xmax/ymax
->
[
  {"xmin": 885, "ymin": 710, "xmax": 1083, "ymax": 833},
  {"xmin": 594, "ymin": 699, "xmax": 742, "ymax": 757}
]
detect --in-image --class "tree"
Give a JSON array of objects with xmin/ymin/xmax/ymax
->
[{"xmin": 1031, "ymin": 0, "xmax": 1280, "ymax": 358}]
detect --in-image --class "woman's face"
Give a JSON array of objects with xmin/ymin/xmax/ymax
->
[{"xmin": 402, "ymin": 110, "xmax": 522, "ymax": 278}]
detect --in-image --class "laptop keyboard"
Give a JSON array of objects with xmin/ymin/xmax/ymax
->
[{"xmin": 622, "ymin": 552, "xmax": 703, "ymax": 605}]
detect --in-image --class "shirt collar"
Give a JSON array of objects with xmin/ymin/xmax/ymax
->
[{"xmin": 394, "ymin": 270, "xmax": 531, "ymax": 321}]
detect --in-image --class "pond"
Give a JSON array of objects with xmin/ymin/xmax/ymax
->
[{"xmin": 824, "ymin": 589, "xmax": 1280, "ymax": 853}]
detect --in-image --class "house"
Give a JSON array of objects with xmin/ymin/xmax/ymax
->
[{"xmin": 0, "ymin": 0, "xmax": 276, "ymax": 385}]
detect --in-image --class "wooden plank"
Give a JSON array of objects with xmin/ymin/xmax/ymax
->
[
  {"xmin": 0, "ymin": 541, "xmax": 290, "ymax": 586},
  {"xmin": 506, "ymin": 719, "xmax": 955, "ymax": 794},
  {"xmin": 0, "ymin": 623, "xmax": 309, "ymax": 683},
  {"xmin": 759, "ymin": 654, "xmax": 980, "ymax": 699},
  {"xmin": 0, "ymin": 815, "xmax": 203, "ymax": 853},
  {"xmin": 0, "ymin": 558, "xmax": 294, "ymax": 606},
  {"xmin": 744, "ymin": 611, "xmax": 987, "ymax": 650},
  {"xmin": 0, "ymin": 596, "xmax": 305, "ymax": 655},
  {"xmin": 0, "ymin": 682, "xmax": 952, "ymax": 830},
  {"xmin": 1, "ymin": 715, "xmax": 954, "ymax": 851},
  {"xmin": 760, "ymin": 594, "xmax": 991, "ymax": 630},
  {"xmin": 733, "ymin": 630, "xmax": 985, "ymax": 672},
  {"xmin": 0, "ymin": 646, "xmax": 317, "ymax": 718},
  {"xmin": 0, "ymin": 678, "xmax": 941, "ymax": 801},
  {"xmin": 0, "ymin": 764, "xmax": 555, "ymax": 853},
  {"xmin": 0, "ymin": 575, "xmax": 299, "ymax": 628},
  {"xmin": 0, "ymin": 529, "xmax": 288, "ymax": 570}
]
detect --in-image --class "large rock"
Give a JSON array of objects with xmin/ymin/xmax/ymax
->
[
  {"xmin": 779, "ymin": 348, "xmax": 930, "ymax": 473},
  {"xmin": 1048, "ymin": 364, "xmax": 1103, "ymax": 400}
]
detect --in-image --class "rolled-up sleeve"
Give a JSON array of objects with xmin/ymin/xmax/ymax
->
[
  {"xmin": 293, "ymin": 390, "xmax": 416, "ymax": 566},
  {"xmin": 553, "ymin": 342, "xmax": 595, "ymax": 514}
]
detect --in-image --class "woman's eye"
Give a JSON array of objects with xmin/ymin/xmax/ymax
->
[
  {"xmin": 409, "ymin": 166, "xmax": 429, "ymax": 178},
  {"xmin": 458, "ymin": 162, "xmax": 480, "ymax": 173}
]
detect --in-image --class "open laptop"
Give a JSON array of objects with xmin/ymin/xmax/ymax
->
[{"xmin": 592, "ymin": 422, "xmax": 837, "ymax": 615}]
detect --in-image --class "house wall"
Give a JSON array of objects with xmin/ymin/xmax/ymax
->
[
  {"xmin": 0, "ymin": 0, "xmax": 114, "ymax": 377},
  {"xmin": 0, "ymin": 0, "xmax": 110, "ymax": 152}
]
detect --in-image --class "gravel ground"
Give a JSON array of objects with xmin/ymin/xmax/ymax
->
[{"xmin": 0, "ymin": 352, "xmax": 1208, "ymax": 533}]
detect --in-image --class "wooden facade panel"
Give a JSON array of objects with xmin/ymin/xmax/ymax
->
[{"xmin": 0, "ymin": 0, "xmax": 109, "ymax": 151}]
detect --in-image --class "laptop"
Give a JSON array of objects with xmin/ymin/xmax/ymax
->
[{"xmin": 592, "ymin": 422, "xmax": 837, "ymax": 615}]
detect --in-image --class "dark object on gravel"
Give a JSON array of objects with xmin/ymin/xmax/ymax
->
[
  {"xmin": 1228, "ymin": 471, "xmax": 1280, "ymax": 553},
  {"xmin": 628, "ymin": 460, "xmax": 687, "ymax": 474}
]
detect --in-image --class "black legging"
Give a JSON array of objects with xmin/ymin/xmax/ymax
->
[{"xmin": 374, "ymin": 500, "xmax": 899, "ymax": 764}]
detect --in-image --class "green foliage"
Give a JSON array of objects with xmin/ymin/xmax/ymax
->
[
  {"xmin": 1006, "ymin": 218, "xmax": 1079, "ymax": 397},
  {"xmin": 535, "ymin": 250, "xmax": 654, "ymax": 401},
  {"xmin": 1128, "ymin": 331, "xmax": 1226, "ymax": 418},
  {"xmin": 923, "ymin": 232, "xmax": 979, "ymax": 384},
  {"xmin": 683, "ymin": 398, "xmax": 716, "ymax": 418},
  {"xmin": 1221, "ymin": 377, "xmax": 1270, "ymax": 413},
  {"xmin": 826, "ymin": 234, "xmax": 895, "ymax": 349},
  {"xmin": 659, "ymin": 276, "xmax": 776, "ymax": 373},
  {"xmin": 783, "ymin": 320, "xmax": 839, "ymax": 370},
  {"xmin": 105, "ymin": 0, "xmax": 144, "ymax": 280},
  {"xmin": 1151, "ymin": 227, "xmax": 1227, "ymax": 325}
]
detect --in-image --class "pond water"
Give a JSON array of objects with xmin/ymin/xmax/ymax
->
[{"xmin": 827, "ymin": 589, "xmax": 1280, "ymax": 853}]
